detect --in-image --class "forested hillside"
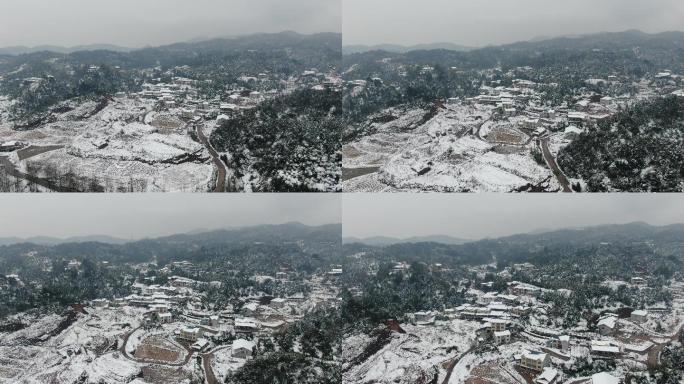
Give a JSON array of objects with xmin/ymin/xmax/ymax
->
[
  {"xmin": 211, "ymin": 88, "xmax": 343, "ymax": 191},
  {"xmin": 558, "ymin": 96, "xmax": 684, "ymax": 191}
]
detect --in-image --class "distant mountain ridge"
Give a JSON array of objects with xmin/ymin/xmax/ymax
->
[
  {"xmin": 343, "ymin": 42, "xmax": 473, "ymax": 54},
  {"xmin": 0, "ymin": 44, "xmax": 134, "ymax": 56},
  {"xmin": 0, "ymin": 31, "xmax": 341, "ymax": 57},
  {"xmin": 0, "ymin": 222, "xmax": 341, "ymax": 247},
  {"xmin": 0, "ymin": 235, "xmax": 130, "ymax": 246},
  {"xmin": 343, "ymin": 234, "xmax": 469, "ymax": 246},
  {"xmin": 344, "ymin": 30, "xmax": 684, "ymax": 56},
  {"xmin": 343, "ymin": 222, "xmax": 684, "ymax": 247}
]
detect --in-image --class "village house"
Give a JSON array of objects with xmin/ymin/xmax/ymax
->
[
  {"xmin": 564, "ymin": 125, "xmax": 582, "ymax": 140},
  {"xmin": 234, "ymin": 318, "xmax": 259, "ymax": 335},
  {"xmin": 232, "ymin": 339, "xmax": 255, "ymax": 359},
  {"xmin": 241, "ymin": 302, "xmax": 260, "ymax": 316},
  {"xmin": 191, "ymin": 338, "xmax": 210, "ymax": 352},
  {"xmin": 534, "ymin": 367, "xmax": 559, "ymax": 384},
  {"xmin": 591, "ymin": 341, "xmax": 621, "ymax": 359},
  {"xmin": 487, "ymin": 319, "xmax": 508, "ymax": 332},
  {"xmin": 414, "ymin": 311, "xmax": 436, "ymax": 326},
  {"xmin": 520, "ymin": 350, "xmax": 550, "ymax": 372},
  {"xmin": 179, "ymin": 326, "xmax": 202, "ymax": 342},
  {"xmin": 92, "ymin": 298, "xmax": 109, "ymax": 308},
  {"xmin": 591, "ymin": 372, "xmax": 621, "ymax": 384},
  {"xmin": 260, "ymin": 319, "xmax": 287, "ymax": 332},
  {"xmin": 567, "ymin": 111, "xmax": 588, "ymax": 126},
  {"xmin": 630, "ymin": 309, "xmax": 648, "ymax": 323},
  {"xmin": 494, "ymin": 330, "xmax": 511, "ymax": 344},
  {"xmin": 597, "ymin": 315, "xmax": 618, "ymax": 335},
  {"xmin": 270, "ymin": 298, "xmax": 287, "ymax": 309}
]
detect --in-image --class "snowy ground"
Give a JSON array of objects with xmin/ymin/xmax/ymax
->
[
  {"xmin": 0, "ymin": 307, "xmax": 147, "ymax": 383},
  {"xmin": 343, "ymin": 319, "xmax": 480, "ymax": 383},
  {"xmin": 0, "ymin": 96, "xmax": 214, "ymax": 192},
  {"xmin": 343, "ymin": 105, "xmax": 557, "ymax": 192},
  {"xmin": 210, "ymin": 346, "xmax": 248, "ymax": 383},
  {"xmin": 0, "ymin": 306, "xmax": 204, "ymax": 384}
]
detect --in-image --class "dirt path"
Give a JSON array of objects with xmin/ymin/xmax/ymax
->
[
  {"xmin": 17, "ymin": 145, "xmax": 64, "ymax": 161},
  {"xmin": 0, "ymin": 155, "xmax": 77, "ymax": 192},
  {"xmin": 119, "ymin": 325, "xmax": 141, "ymax": 359},
  {"xmin": 342, "ymin": 166, "xmax": 381, "ymax": 181},
  {"xmin": 647, "ymin": 323, "xmax": 684, "ymax": 368},
  {"xmin": 202, "ymin": 346, "xmax": 230, "ymax": 384},
  {"xmin": 441, "ymin": 346, "xmax": 476, "ymax": 384},
  {"xmin": 194, "ymin": 124, "xmax": 233, "ymax": 192},
  {"xmin": 539, "ymin": 138, "xmax": 572, "ymax": 192}
]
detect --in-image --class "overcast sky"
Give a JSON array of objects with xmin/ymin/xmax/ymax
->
[
  {"xmin": 343, "ymin": 194, "xmax": 684, "ymax": 240},
  {"xmin": 344, "ymin": 0, "xmax": 684, "ymax": 47},
  {"xmin": 0, "ymin": 0, "xmax": 340, "ymax": 48},
  {"xmin": 0, "ymin": 194, "xmax": 340, "ymax": 240}
]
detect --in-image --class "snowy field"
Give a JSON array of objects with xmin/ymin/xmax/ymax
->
[
  {"xmin": 343, "ymin": 105, "xmax": 557, "ymax": 192},
  {"xmin": 0, "ymin": 96, "xmax": 214, "ymax": 192},
  {"xmin": 343, "ymin": 319, "xmax": 480, "ymax": 383}
]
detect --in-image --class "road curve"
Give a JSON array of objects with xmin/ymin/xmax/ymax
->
[
  {"xmin": 648, "ymin": 323, "xmax": 684, "ymax": 369},
  {"xmin": 539, "ymin": 138, "xmax": 573, "ymax": 193},
  {"xmin": 441, "ymin": 346, "xmax": 475, "ymax": 384},
  {"xmin": 195, "ymin": 124, "xmax": 227, "ymax": 192}
]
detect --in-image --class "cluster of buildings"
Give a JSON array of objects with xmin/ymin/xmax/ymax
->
[
  {"xmin": 133, "ymin": 68, "xmax": 342, "ymax": 125},
  {"xmin": 383, "ymin": 259, "xmax": 679, "ymax": 384},
  {"xmin": 82, "ymin": 260, "xmax": 342, "ymax": 365}
]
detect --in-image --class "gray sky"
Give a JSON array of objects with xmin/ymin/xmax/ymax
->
[
  {"xmin": 343, "ymin": 194, "xmax": 684, "ymax": 240},
  {"xmin": 343, "ymin": 0, "xmax": 684, "ymax": 47},
  {"xmin": 0, "ymin": 0, "xmax": 340, "ymax": 48},
  {"xmin": 0, "ymin": 194, "xmax": 340, "ymax": 240}
]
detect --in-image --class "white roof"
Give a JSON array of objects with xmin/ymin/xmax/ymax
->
[
  {"xmin": 523, "ymin": 350, "xmax": 547, "ymax": 362},
  {"xmin": 565, "ymin": 125, "xmax": 582, "ymax": 134},
  {"xmin": 591, "ymin": 372, "xmax": 620, "ymax": 384},
  {"xmin": 243, "ymin": 302, "xmax": 259, "ymax": 311},
  {"xmin": 192, "ymin": 338, "xmax": 209, "ymax": 348},
  {"xmin": 494, "ymin": 330, "xmax": 511, "ymax": 337},
  {"xmin": 591, "ymin": 342, "xmax": 620, "ymax": 354},
  {"xmin": 536, "ymin": 368, "xmax": 558, "ymax": 384},
  {"xmin": 598, "ymin": 315, "xmax": 617, "ymax": 329},
  {"xmin": 631, "ymin": 310, "xmax": 648, "ymax": 316},
  {"xmin": 235, "ymin": 318, "xmax": 258, "ymax": 328},
  {"xmin": 232, "ymin": 339, "xmax": 255, "ymax": 351}
]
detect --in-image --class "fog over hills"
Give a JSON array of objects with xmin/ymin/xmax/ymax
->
[
  {"xmin": 343, "ymin": 42, "xmax": 473, "ymax": 54},
  {"xmin": 0, "ymin": 31, "xmax": 341, "ymax": 57},
  {"xmin": 343, "ymin": 30, "xmax": 684, "ymax": 55},
  {"xmin": 0, "ymin": 222, "xmax": 341, "ymax": 247},
  {"xmin": 342, "ymin": 234, "xmax": 469, "ymax": 246},
  {"xmin": 343, "ymin": 222, "xmax": 684, "ymax": 247}
]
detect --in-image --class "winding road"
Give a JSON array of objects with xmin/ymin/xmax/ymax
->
[
  {"xmin": 441, "ymin": 346, "xmax": 476, "ymax": 384},
  {"xmin": 195, "ymin": 124, "xmax": 228, "ymax": 192},
  {"xmin": 202, "ymin": 345, "xmax": 231, "ymax": 384},
  {"xmin": 539, "ymin": 138, "xmax": 573, "ymax": 192},
  {"xmin": 647, "ymin": 323, "xmax": 684, "ymax": 369}
]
